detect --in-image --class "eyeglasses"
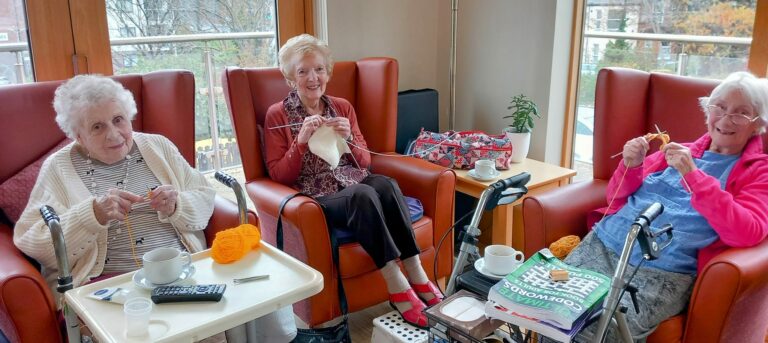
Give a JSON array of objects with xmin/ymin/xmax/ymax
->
[{"xmin": 707, "ymin": 105, "xmax": 761, "ymax": 126}]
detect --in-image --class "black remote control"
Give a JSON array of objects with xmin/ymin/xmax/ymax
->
[{"xmin": 151, "ymin": 284, "xmax": 226, "ymax": 304}]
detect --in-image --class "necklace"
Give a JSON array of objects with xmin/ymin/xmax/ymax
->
[
  {"xmin": 82, "ymin": 149, "xmax": 143, "ymax": 268},
  {"xmin": 85, "ymin": 152, "xmax": 132, "ymax": 235},
  {"xmin": 84, "ymin": 152, "xmax": 133, "ymax": 194}
]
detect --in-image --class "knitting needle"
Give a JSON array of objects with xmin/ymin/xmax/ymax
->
[
  {"xmin": 144, "ymin": 185, "xmax": 157, "ymax": 200},
  {"xmin": 654, "ymin": 124, "xmax": 692, "ymax": 193},
  {"xmin": 268, "ymin": 122, "xmax": 304, "ymax": 130},
  {"xmin": 610, "ymin": 125, "xmax": 667, "ymax": 159}
]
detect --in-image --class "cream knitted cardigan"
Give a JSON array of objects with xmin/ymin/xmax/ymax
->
[{"xmin": 14, "ymin": 133, "xmax": 215, "ymax": 301}]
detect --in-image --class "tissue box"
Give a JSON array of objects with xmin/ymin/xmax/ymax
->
[{"xmin": 425, "ymin": 290, "xmax": 503, "ymax": 343}]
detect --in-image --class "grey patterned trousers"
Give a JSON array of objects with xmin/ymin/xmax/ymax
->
[{"xmin": 542, "ymin": 231, "xmax": 694, "ymax": 343}]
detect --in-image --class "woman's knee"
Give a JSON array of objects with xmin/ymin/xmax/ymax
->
[
  {"xmin": 347, "ymin": 184, "xmax": 380, "ymax": 204},
  {"xmin": 366, "ymin": 174, "xmax": 401, "ymax": 192}
]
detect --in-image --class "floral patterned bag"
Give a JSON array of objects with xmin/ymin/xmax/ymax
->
[{"xmin": 407, "ymin": 130, "xmax": 513, "ymax": 169}]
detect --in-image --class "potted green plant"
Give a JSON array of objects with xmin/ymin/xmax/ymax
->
[{"xmin": 503, "ymin": 94, "xmax": 541, "ymax": 162}]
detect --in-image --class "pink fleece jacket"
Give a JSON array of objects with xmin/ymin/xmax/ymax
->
[{"xmin": 600, "ymin": 134, "xmax": 768, "ymax": 272}]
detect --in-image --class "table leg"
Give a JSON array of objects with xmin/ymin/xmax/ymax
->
[{"xmin": 491, "ymin": 204, "xmax": 514, "ymax": 247}]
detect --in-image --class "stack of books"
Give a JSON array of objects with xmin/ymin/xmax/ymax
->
[{"xmin": 484, "ymin": 249, "xmax": 610, "ymax": 343}]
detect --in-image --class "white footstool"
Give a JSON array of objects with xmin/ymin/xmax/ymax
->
[{"xmin": 371, "ymin": 311, "xmax": 429, "ymax": 343}]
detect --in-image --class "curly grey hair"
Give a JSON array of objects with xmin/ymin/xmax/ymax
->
[
  {"xmin": 699, "ymin": 71, "xmax": 768, "ymax": 134},
  {"xmin": 278, "ymin": 34, "xmax": 334, "ymax": 88},
  {"xmin": 53, "ymin": 75, "xmax": 137, "ymax": 139}
]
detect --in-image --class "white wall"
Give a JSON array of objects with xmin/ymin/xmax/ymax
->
[
  {"xmin": 323, "ymin": 0, "xmax": 447, "ymax": 91},
  {"xmin": 322, "ymin": 0, "xmax": 573, "ymax": 163}
]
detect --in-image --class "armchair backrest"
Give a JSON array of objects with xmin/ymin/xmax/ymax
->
[
  {"xmin": 221, "ymin": 57, "xmax": 399, "ymax": 182},
  {"xmin": 0, "ymin": 70, "xmax": 196, "ymax": 186},
  {"xmin": 591, "ymin": 68, "xmax": 762, "ymax": 180}
]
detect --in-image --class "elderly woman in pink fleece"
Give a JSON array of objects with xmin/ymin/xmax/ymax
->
[{"xmin": 556, "ymin": 71, "xmax": 768, "ymax": 342}]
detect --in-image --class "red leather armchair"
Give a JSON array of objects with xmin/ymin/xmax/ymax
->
[
  {"xmin": 522, "ymin": 67, "xmax": 768, "ymax": 342},
  {"xmin": 222, "ymin": 57, "xmax": 456, "ymax": 327},
  {"xmin": 0, "ymin": 70, "xmax": 255, "ymax": 343}
]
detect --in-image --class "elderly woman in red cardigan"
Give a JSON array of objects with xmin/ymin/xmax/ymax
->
[{"xmin": 263, "ymin": 34, "xmax": 442, "ymax": 328}]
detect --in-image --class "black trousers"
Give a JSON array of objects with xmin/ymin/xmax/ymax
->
[{"xmin": 316, "ymin": 174, "xmax": 421, "ymax": 269}]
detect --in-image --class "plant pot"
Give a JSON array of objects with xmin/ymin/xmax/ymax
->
[{"xmin": 503, "ymin": 129, "xmax": 530, "ymax": 163}]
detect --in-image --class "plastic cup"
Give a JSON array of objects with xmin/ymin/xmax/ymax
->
[{"xmin": 124, "ymin": 297, "xmax": 152, "ymax": 337}]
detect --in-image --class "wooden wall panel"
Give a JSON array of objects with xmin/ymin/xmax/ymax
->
[
  {"xmin": 748, "ymin": 0, "xmax": 768, "ymax": 77},
  {"xmin": 25, "ymin": 0, "xmax": 75, "ymax": 81},
  {"xmin": 561, "ymin": 0, "xmax": 585, "ymax": 168},
  {"xmin": 70, "ymin": 0, "xmax": 113, "ymax": 75},
  {"xmin": 277, "ymin": 0, "xmax": 314, "ymax": 47}
]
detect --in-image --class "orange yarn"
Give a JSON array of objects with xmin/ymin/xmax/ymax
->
[
  {"xmin": 211, "ymin": 224, "xmax": 261, "ymax": 264},
  {"xmin": 644, "ymin": 132, "xmax": 670, "ymax": 149},
  {"xmin": 549, "ymin": 235, "xmax": 581, "ymax": 260}
]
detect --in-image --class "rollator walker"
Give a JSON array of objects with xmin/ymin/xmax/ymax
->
[
  {"xmin": 40, "ymin": 171, "xmax": 249, "ymax": 343},
  {"xmin": 444, "ymin": 172, "xmax": 673, "ymax": 343}
]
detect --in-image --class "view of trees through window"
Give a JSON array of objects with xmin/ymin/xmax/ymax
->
[
  {"xmin": 573, "ymin": 0, "xmax": 756, "ymax": 181},
  {"xmin": 0, "ymin": 0, "xmax": 30, "ymax": 85},
  {"xmin": 107, "ymin": 0, "xmax": 278, "ymax": 173}
]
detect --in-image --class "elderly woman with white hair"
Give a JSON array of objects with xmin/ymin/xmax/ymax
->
[
  {"xmin": 553, "ymin": 71, "xmax": 768, "ymax": 342},
  {"xmin": 14, "ymin": 75, "xmax": 215, "ymax": 290},
  {"xmin": 13, "ymin": 75, "xmax": 296, "ymax": 343},
  {"xmin": 263, "ymin": 34, "xmax": 443, "ymax": 328}
]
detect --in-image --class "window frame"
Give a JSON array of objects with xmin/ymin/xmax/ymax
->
[{"xmin": 24, "ymin": 0, "xmax": 312, "ymax": 81}]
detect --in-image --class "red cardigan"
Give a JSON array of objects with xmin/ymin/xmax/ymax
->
[{"xmin": 263, "ymin": 95, "xmax": 371, "ymax": 187}]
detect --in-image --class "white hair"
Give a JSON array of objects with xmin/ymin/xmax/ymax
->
[
  {"xmin": 277, "ymin": 34, "xmax": 334, "ymax": 87},
  {"xmin": 53, "ymin": 75, "xmax": 137, "ymax": 139},
  {"xmin": 699, "ymin": 71, "xmax": 768, "ymax": 133}
]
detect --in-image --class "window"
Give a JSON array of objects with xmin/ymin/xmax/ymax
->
[
  {"xmin": 592, "ymin": 43, "xmax": 600, "ymax": 65},
  {"xmin": 106, "ymin": 0, "xmax": 278, "ymax": 173},
  {"xmin": 571, "ymin": 0, "xmax": 758, "ymax": 182},
  {"xmin": 116, "ymin": 0, "xmax": 131, "ymax": 12},
  {"xmin": 593, "ymin": 9, "xmax": 603, "ymax": 30},
  {"xmin": 606, "ymin": 9, "xmax": 626, "ymax": 32},
  {"xmin": 118, "ymin": 27, "xmax": 136, "ymax": 37}
]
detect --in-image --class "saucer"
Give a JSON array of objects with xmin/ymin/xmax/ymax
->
[
  {"xmin": 474, "ymin": 258, "xmax": 507, "ymax": 280},
  {"xmin": 133, "ymin": 266, "xmax": 196, "ymax": 290},
  {"xmin": 468, "ymin": 169, "xmax": 499, "ymax": 181}
]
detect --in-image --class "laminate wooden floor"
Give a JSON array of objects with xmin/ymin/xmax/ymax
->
[{"xmin": 196, "ymin": 301, "xmax": 392, "ymax": 343}]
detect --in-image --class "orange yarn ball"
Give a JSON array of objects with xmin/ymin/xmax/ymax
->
[
  {"xmin": 549, "ymin": 235, "xmax": 581, "ymax": 260},
  {"xmin": 211, "ymin": 224, "xmax": 261, "ymax": 264}
]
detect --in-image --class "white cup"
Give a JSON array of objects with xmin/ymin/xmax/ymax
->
[
  {"xmin": 474, "ymin": 159, "xmax": 496, "ymax": 178},
  {"xmin": 483, "ymin": 245, "xmax": 524, "ymax": 276},
  {"xmin": 124, "ymin": 297, "xmax": 152, "ymax": 337},
  {"xmin": 142, "ymin": 248, "xmax": 191, "ymax": 285}
]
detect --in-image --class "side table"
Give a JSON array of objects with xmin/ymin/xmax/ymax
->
[{"xmin": 454, "ymin": 158, "xmax": 575, "ymax": 251}]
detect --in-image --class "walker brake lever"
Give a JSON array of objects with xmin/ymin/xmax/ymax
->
[
  {"xmin": 484, "ymin": 172, "xmax": 531, "ymax": 211},
  {"xmin": 626, "ymin": 284, "xmax": 640, "ymax": 314},
  {"xmin": 497, "ymin": 187, "xmax": 528, "ymax": 205},
  {"xmin": 653, "ymin": 224, "xmax": 674, "ymax": 252}
]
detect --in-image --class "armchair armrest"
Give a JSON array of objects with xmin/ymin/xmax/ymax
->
[
  {"xmin": 245, "ymin": 179, "xmax": 340, "ymax": 324},
  {"xmin": 370, "ymin": 155, "xmax": 456, "ymax": 276},
  {"xmin": 683, "ymin": 239, "xmax": 768, "ymax": 343},
  {"xmin": 204, "ymin": 195, "xmax": 258, "ymax": 244},
  {"xmin": 0, "ymin": 228, "xmax": 61, "ymax": 343},
  {"xmin": 522, "ymin": 180, "xmax": 607, "ymax": 257}
]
